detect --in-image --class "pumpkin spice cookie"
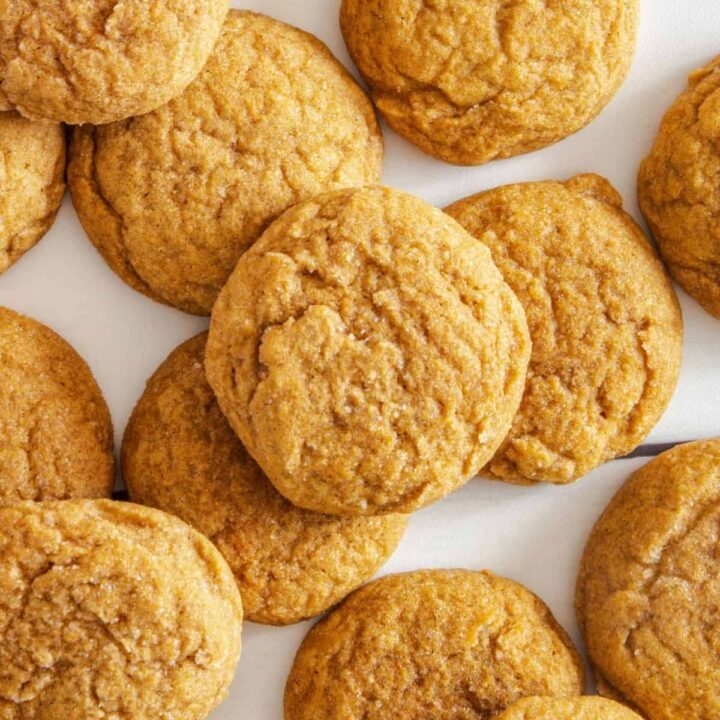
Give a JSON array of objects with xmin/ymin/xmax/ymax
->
[
  {"xmin": 284, "ymin": 570, "xmax": 585, "ymax": 720},
  {"xmin": 496, "ymin": 697, "xmax": 644, "ymax": 720},
  {"xmin": 340, "ymin": 0, "xmax": 639, "ymax": 165},
  {"xmin": 0, "ymin": 499, "xmax": 242, "ymax": 720},
  {"xmin": 122, "ymin": 333, "xmax": 408, "ymax": 626},
  {"xmin": 0, "ymin": 307, "xmax": 114, "ymax": 505},
  {"xmin": 69, "ymin": 10, "xmax": 383, "ymax": 315},
  {"xmin": 446, "ymin": 175, "xmax": 683, "ymax": 485},
  {"xmin": 638, "ymin": 56, "xmax": 720, "ymax": 319},
  {"xmin": 577, "ymin": 440, "xmax": 720, "ymax": 720},
  {"xmin": 206, "ymin": 185, "xmax": 531, "ymax": 516}
]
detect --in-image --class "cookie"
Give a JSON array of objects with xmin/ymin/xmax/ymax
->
[
  {"xmin": 284, "ymin": 569, "xmax": 585, "ymax": 720},
  {"xmin": 496, "ymin": 697, "xmax": 643, "ymax": 720},
  {"xmin": 0, "ymin": 112, "xmax": 65, "ymax": 276},
  {"xmin": 446, "ymin": 175, "xmax": 683, "ymax": 485},
  {"xmin": 122, "ymin": 333, "xmax": 408, "ymax": 625},
  {"xmin": 340, "ymin": 0, "xmax": 639, "ymax": 165},
  {"xmin": 638, "ymin": 56, "xmax": 720, "ymax": 319},
  {"xmin": 68, "ymin": 11, "xmax": 383, "ymax": 315},
  {"xmin": 0, "ymin": 499, "xmax": 242, "ymax": 719},
  {"xmin": 206, "ymin": 185, "xmax": 531, "ymax": 516},
  {"xmin": 576, "ymin": 440, "xmax": 720, "ymax": 720},
  {"xmin": 0, "ymin": 0, "xmax": 228, "ymax": 125},
  {"xmin": 0, "ymin": 307, "xmax": 114, "ymax": 505}
]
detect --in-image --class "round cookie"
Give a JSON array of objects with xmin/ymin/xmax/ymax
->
[
  {"xmin": 340, "ymin": 0, "xmax": 639, "ymax": 165},
  {"xmin": 638, "ymin": 56, "xmax": 720, "ymax": 319},
  {"xmin": 576, "ymin": 440, "xmax": 720, "ymax": 720},
  {"xmin": 284, "ymin": 570, "xmax": 586, "ymax": 720},
  {"xmin": 496, "ymin": 697, "xmax": 644, "ymax": 720},
  {"xmin": 446, "ymin": 175, "xmax": 683, "ymax": 485},
  {"xmin": 0, "ymin": 499, "xmax": 242, "ymax": 720},
  {"xmin": 206, "ymin": 185, "xmax": 531, "ymax": 516},
  {"xmin": 68, "ymin": 11, "xmax": 383, "ymax": 315},
  {"xmin": 122, "ymin": 333, "xmax": 408, "ymax": 626},
  {"xmin": 0, "ymin": 0, "xmax": 228, "ymax": 125},
  {"xmin": 0, "ymin": 307, "xmax": 114, "ymax": 505}
]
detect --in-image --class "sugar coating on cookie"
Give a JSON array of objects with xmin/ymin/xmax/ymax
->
[
  {"xmin": 0, "ymin": 0, "xmax": 228, "ymax": 124},
  {"xmin": 206, "ymin": 185, "xmax": 531, "ymax": 516},
  {"xmin": 0, "ymin": 500, "xmax": 242, "ymax": 719},
  {"xmin": 496, "ymin": 696, "xmax": 644, "ymax": 720},
  {"xmin": 285, "ymin": 570, "xmax": 585, "ymax": 720},
  {"xmin": 0, "ymin": 307, "xmax": 114, "ymax": 505},
  {"xmin": 577, "ymin": 440, "xmax": 720, "ymax": 720},
  {"xmin": 122, "ymin": 333, "xmax": 408, "ymax": 625},
  {"xmin": 638, "ymin": 56, "xmax": 720, "ymax": 319},
  {"xmin": 340, "ymin": 0, "xmax": 639, "ymax": 165},
  {"xmin": 447, "ymin": 175, "xmax": 683, "ymax": 485},
  {"xmin": 68, "ymin": 10, "xmax": 383, "ymax": 315}
]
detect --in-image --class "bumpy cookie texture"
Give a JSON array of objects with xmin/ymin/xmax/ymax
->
[
  {"xmin": 69, "ymin": 11, "xmax": 383, "ymax": 315},
  {"xmin": 0, "ymin": 307, "xmax": 114, "ymax": 505},
  {"xmin": 638, "ymin": 56, "xmax": 720, "ymax": 319},
  {"xmin": 340, "ymin": 0, "xmax": 639, "ymax": 165},
  {"xmin": 285, "ymin": 570, "xmax": 585, "ymax": 720},
  {"xmin": 206, "ymin": 186, "xmax": 530, "ymax": 516},
  {"xmin": 577, "ymin": 440, "xmax": 720, "ymax": 720},
  {"xmin": 496, "ymin": 697, "xmax": 644, "ymax": 720},
  {"xmin": 0, "ymin": 500, "xmax": 242, "ymax": 720},
  {"xmin": 123, "ymin": 333, "xmax": 408, "ymax": 626},
  {"xmin": 0, "ymin": 0, "xmax": 228, "ymax": 125},
  {"xmin": 447, "ymin": 176, "xmax": 683, "ymax": 485}
]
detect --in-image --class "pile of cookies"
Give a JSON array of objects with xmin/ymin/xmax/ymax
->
[{"xmin": 0, "ymin": 1, "xmax": 719, "ymax": 719}]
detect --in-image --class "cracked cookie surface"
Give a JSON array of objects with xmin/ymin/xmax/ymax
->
[
  {"xmin": 446, "ymin": 175, "xmax": 683, "ymax": 485},
  {"xmin": 205, "ymin": 185, "xmax": 531, "ymax": 516},
  {"xmin": 68, "ymin": 10, "xmax": 383, "ymax": 315},
  {"xmin": 122, "ymin": 333, "xmax": 408, "ymax": 625},
  {"xmin": 340, "ymin": 0, "xmax": 639, "ymax": 165},
  {"xmin": 284, "ymin": 569, "xmax": 585, "ymax": 720},
  {"xmin": 0, "ymin": 499, "xmax": 242, "ymax": 720},
  {"xmin": 496, "ymin": 697, "xmax": 643, "ymax": 720}
]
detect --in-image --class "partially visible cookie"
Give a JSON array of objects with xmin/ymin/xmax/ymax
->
[
  {"xmin": 638, "ymin": 56, "xmax": 720, "ymax": 319},
  {"xmin": 285, "ymin": 570, "xmax": 585, "ymax": 720},
  {"xmin": 577, "ymin": 440, "xmax": 720, "ymax": 720},
  {"xmin": 496, "ymin": 697, "xmax": 644, "ymax": 720},
  {"xmin": 0, "ymin": 307, "xmax": 114, "ymax": 505},
  {"xmin": 446, "ymin": 175, "xmax": 683, "ymax": 485}
]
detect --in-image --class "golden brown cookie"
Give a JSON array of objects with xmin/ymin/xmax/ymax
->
[
  {"xmin": 285, "ymin": 570, "xmax": 585, "ymax": 720},
  {"xmin": 638, "ymin": 56, "xmax": 720, "ymax": 320},
  {"xmin": 206, "ymin": 185, "xmax": 531, "ymax": 516},
  {"xmin": 0, "ymin": 0, "xmax": 228, "ymax": 125},
  {"xmin": 340, "ymin": 0, "xmax": 639, "ymax": 165},
  {"xmin": 0, "ymin": 307, "xmax": 114, "ymax": 505},
  {"xmin": 496, "ymin": 697, "xmax": 644, "ymax": 720},
  {"xmin": 0, "ymin": 499, "xmax": 242, "ymax": 720},
  {"xmin": 0, "ymin": 112, "xmax": 65, "ymax": 275},
  {"xmin": 122, "ymin": 333, "xmax": 408, "ymax": 626},
  {"xmin": 576, "ymin": 440, "xmax": 720, "ymax": 720},
  {"xmin": 446, "ymin": 175, "xmax": 683, "ymax": 485},
  {"xmin": 68, "ymin": 11, "xmax": 383, "ymax": 315}
]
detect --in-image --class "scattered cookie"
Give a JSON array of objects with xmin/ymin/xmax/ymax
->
[
  {"xmin": 638, "ymin": 56, "xmax": 720, "ymax": 319},
  {"xmin": 577, "ymin": 439, "xmax": 720, "ymax": 720},
  {"xmin": 496, "ymin": 696, "xmax": 644, "ymax": 720},
  {"xmin": 446, "ymin": 175, "xmax": 683, "ymax": 485},
  {"xmin": 340, "ymin": 0, "xmax": 639, "ymax": 165},
  {"xmin": 0, "ymin": 499, "xmax": 242, "ymax": 719},
  {"xmin": 206, "ymin": 185, "xmax": 531, "ymax": 516},
  {"xmin": 68, "ymin": 10, "xmax": 383, "ymax": 315},
  {"xmin": 0, "ymin": 307, "xmax": 114, "ymax": 505},
  {"xmin": 285, "ymin": 570, "xmax": 585, "ymax": 720}
]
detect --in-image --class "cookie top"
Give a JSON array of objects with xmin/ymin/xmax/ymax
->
[
  {"xmin": 285, "ymin": 570, "xmax": 585, "ymax": 720},
  {"xmin": 206, "ymin": 185, "xmax": 530, "ymax": 516},
  {"xmin": 0, "ymin": 499, "xmax": 242, "ymax": 720},
  {"xmin": 340, "ymin": 0, "xmax": 638, "ymax": 165},
  {"xmin": 576, "ymin": 440, "xmax": 720, "ymax": 720},
  {"xmin": 122, "ymin": 333, "xmax": 408, "ymax": 625},
  {"xmin": 68, "ymin": 11, "xmax": 383, "ymax": 315},
  {"xmin": 638, "ymin": 56, "xmax": 720, "ymax": 319},
  {"xmin": 0, "ymin": 0, "xmax": 228, "ymax": 124},
  {"xmin": 446, "ymin": 175, "xmax": 683, "ymax": 485},
  {"xmin": 0, "ymin": 307, "xmax": 114, "ymax": 505},
  {"xmin": 496, "ymin": 697, "xmax": 643, "ymax": 720}
]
